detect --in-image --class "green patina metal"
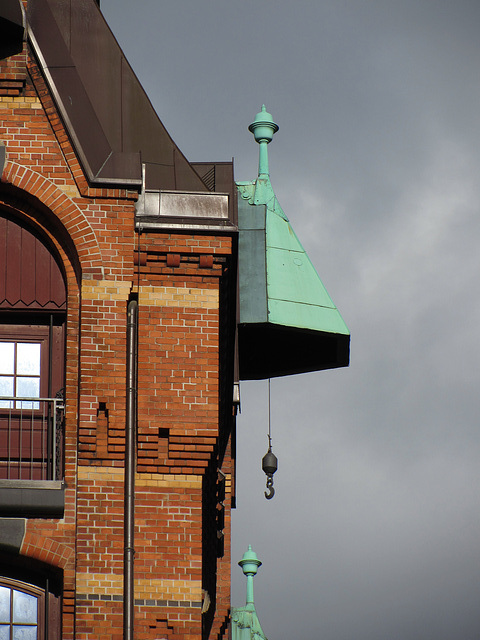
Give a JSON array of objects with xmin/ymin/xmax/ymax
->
[
  {"xmin": 237, "ymin": 106, "xmax": 350, "ymax": 380},
  {"xmin": 231, "ymin": 546, "xmax": 268, "ymax": 640}
]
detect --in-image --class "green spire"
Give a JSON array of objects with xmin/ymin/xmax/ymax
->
[
  {"xmin": 231, "ymin": 546, "xmax": 268, "ymax": 640},
  {"xmin": 248, "ymin": 105, "xmax": 278, "ymax": 178},
  {"xmin": 238, "ymin": 545, "xmax": 262, "ymax": 607},
  {"xmin": 236, "ymin": 107, "xmax": 350, "ymax": 379}
]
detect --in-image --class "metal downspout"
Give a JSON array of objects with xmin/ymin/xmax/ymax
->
[{"xmin": 124, "ymin": 298, "xmax": 138, "ymax": 640}]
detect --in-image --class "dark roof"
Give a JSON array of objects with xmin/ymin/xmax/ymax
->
[
  {"xmin": 0, "ymin": 0, "xmax": 24, "ymax": 59},
  {"xmin": 28, "ymin": 0, "xmax": 208, "ymax": 191}
]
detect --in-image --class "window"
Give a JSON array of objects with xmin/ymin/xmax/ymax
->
[
  {"xmin": 0, "ymin": 568, "xmax": 61, "ymax": 640},
  {"xmin": 0, "ymin": 341, "xmax": 42, "ymax": 409},
  {"xmin": 0, "ymin": 213, "xmax": 66, "ymax": 482},
  {"xmin": 0, "ymin": 580, "xmax": 42, "ymax": 640},
  {"xmin": 0, "ymin": 324, "xmax": 62, "ymax": 480}
]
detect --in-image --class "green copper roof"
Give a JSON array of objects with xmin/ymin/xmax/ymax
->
[
  {"xmin": 231, "ymin": 546, "xmax": 268, "ymax": 640},
  {"xmin": 237, "ymin": 107, "xmax": 350, "ymax": 380}
]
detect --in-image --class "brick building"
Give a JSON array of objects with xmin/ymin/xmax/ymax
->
[{"xmin": 0, "ymin": 2, "xmax": 348, "ymax": 640}]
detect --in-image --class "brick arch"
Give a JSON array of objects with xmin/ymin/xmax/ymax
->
[
  {"xmin": 1, "ymin": 161, "xmax": 103, "ymax": 279},
  {"xmin": 20, "ymin": 530, "xmax": 75, "ymax": 572}
]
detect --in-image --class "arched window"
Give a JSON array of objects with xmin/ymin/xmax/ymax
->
[
  {"xmin": 0, "ymin": 557, "xmax": 61, "ymax": 640},
  {"xmin": 0, "ymin": 579, "xmax": 43, "ymax": 640},
  {"xmin": 0, "ymin": 213, "xmax": 66, "ymax": 481}
]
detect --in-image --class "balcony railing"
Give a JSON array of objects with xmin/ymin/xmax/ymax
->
[{"xmin": 0, "ymin": 396, "xmax": 64, "ymax": 481}]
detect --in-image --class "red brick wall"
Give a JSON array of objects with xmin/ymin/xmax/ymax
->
[{"xmin": 0, "ymin": 33, "xmax": 235, "ymax": 640}]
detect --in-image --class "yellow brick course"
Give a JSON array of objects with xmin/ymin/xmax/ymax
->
[
  {"xmin": 82, "ymin": 280, "xmax": 133, "ymax": 301},
  {"xmin": 78, "ymin": 466, "xmax": 124, "ymax": 482},
  {"xmin": 136, "ymin": 474, "xmax": 202, "ymax": 489},
  {"xmin": 0, "ymin": 97, "xmax": 42, "ymax": 108},
  {"xmin": 76, "ymin": 575, "xmax": 201, "ymax": 602},
  {"xmin": 139, "ymin": 285, "xmax": 218, "ymax": 309},
  {"xmin": 78, "ymin": 466, "xmax": 200, "ymax": 488},
  {"xmin": 76, "ymin": 573, "xmax": 123, "ymax": 596},
  {"xmin": 135, "ymin": 578, "xmax": 202, "ymax": 602}
]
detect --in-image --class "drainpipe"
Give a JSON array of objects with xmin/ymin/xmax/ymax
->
[{"xmin": 124, "ymin": 298, "xmax": 138, "ymax": 640}]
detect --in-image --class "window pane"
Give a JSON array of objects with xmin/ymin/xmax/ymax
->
[
  {"xmin": 13, "ymin": 627, "xmax": 37, "ymax": 640},
  {"xmin": 16, "ymin": 344, "xmax": 41, "ymax": 376},
  {"xmin": 0, "ymin": 378, "xmax": 14, "ymax": 408},
  {"xmin": 0, "ymin": 625, "xmax": 10, "ymax": 640},
  {"xmin": 16, "ymin": 378, "xmax": 40, "ymax": 411},
  {"xmin": 16, "ymin": 378, "xmax": 40, "ymax": 399},
  {"xmin": 0, "ymin": 587, "xmax": 10, "ymax": 622},
  {"xmin": 13, "ymin": 591, "xmax": 37, "ymax": 625},
  {"xmin": 0, "ymin": 343, "xmax": 14, "ymax": 375}
]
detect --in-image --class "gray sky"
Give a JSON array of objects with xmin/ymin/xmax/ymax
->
[{"xmin": 101, "ymin": 2, "xmax": 480, "ymax": 638}]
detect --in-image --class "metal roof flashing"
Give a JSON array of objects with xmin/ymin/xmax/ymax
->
[
  {"xmin": 237, "ymin": 107, "xmax": 350, "ymax": 380},
  {"xmin": 135, "ymin": 188, "xmax": 235, "ymax": 232},
  {"xmin": 26, "ymin": 0, "xmax": 208, "ymax": 191},
  {"xmin": 135, "ymin": 160, "xmax": 237, "ymax": 232}
]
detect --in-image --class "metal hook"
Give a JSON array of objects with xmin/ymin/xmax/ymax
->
[{"xmin": 264, "ymin": 474, "xmax": 275, "ymax": 500}]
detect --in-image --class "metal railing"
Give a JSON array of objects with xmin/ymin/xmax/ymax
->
[{"xmin": 0, "ymin": 396, "xmax": 64, "ymax": 481}]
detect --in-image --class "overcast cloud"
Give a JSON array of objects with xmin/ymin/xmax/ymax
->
[{"xmin": 101, "ymin": 2, "xmax": 480, "ymax": 638}]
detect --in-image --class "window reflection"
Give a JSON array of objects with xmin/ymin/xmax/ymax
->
[
  {"xmin": 0, "ymin": 342, "xmax": 41, "ymax": 409},
  {"xmin": 16, "ymin": 344, "xmax": 41, "ymax": 376},
  {"xmin": 0, "ymin": 587, "xmax": 10, "ymax": 621},
  {"xmin": 12, "ymin": 592, "xmax": 37, "ymax": 625},
  {"xmin": 0, "ymin": 379, "xmax": 14, "ymax": 409},
  {"xmin": 0, "ymin": 626, "xmax": 10, "ymax": 640},
  {"xmin": 0, "ymin": 585, "xmax": 38, "ymax": 640},
  {"xmin": 16, "ymin": 379, "xmax": 40, "ymax": 410},
  {"xmin": 0, "ymin": 344, "xmax": 14, "ymax": 375},
  {"xmin": 13, "ymin": 626, "xmax": 37, "ymax": 640}
]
